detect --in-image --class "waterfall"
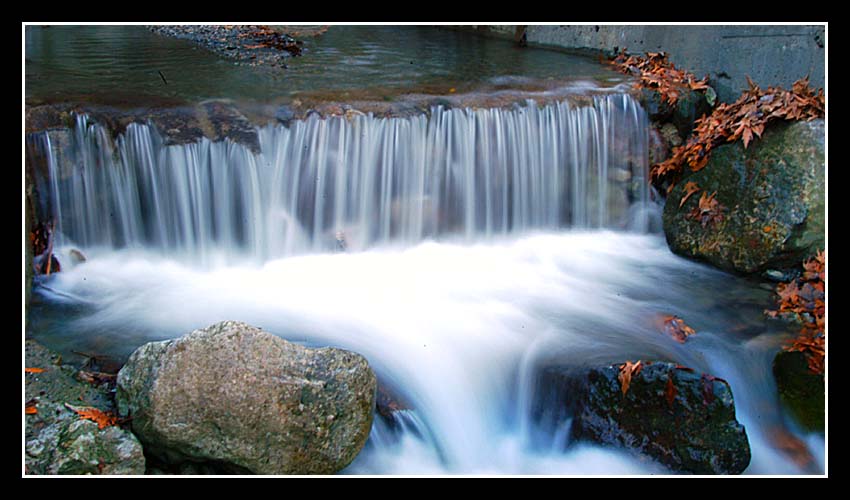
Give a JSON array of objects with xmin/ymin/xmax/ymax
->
[
  {"xmin": 26, "ymin": 92, "xmax": 823, "ymax": 475},
  {"xmin": 34, "ymin": 94, "xmax": 649, "ymax": 262}
]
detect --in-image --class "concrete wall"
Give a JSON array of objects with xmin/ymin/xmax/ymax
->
[{"xmin": 455, "ymin": 25, "xmax": 825, "ymax": 104}]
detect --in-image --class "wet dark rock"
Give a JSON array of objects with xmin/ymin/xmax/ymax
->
[
  {"xmin": 763, "ymin": 268, "xmax": 801, "ymax": 283},
  {"xmin": 25, "ymin": 187, "xmax": 35, "ymax": 309},
  {"xmin": 375, "ymin": 380, "xmax": 412, "ymax": 422},
  {"xmin": 25, "ymin": 402, "xmax": 146, "ymax": 475},
  {"xmin": 25, "ymin": 340, "xmax": 115, "ymax": 410},
  {"xmin": 535, "ymin": 361, "xmax": 751, "ymax": 474},
  {"xmin": 198, "ymin": 100, "xmax": 260, "ymax": 153},
  {"xmin": 639, "ymin": 87, "xmax": 712, "ymax": 138},
  {"xmin": 659, "ymin": 122, "xmax": 682, "ymax": 149},
  {"xmin": 773, "ymin": 350, "xmax": 824, "ymax": 432},
  {"xmin": 26, "ymin": 102, "xmax": 262, "ymax": 154},
  {"xmin": 25, "ymin": 104, "xmax": 76, "ymax": 133},
  {"xmin": 25, "ymin": 340, "xmax": 145, "ymax": 475},
  {"xmin": 648, "ymin": 125, "xmax": 669, "ymax": 165},
  {"xmin": 34, "ymin": 253, "xmax": 61, "ymax": 275},
  {"xmin": 274, "ymin": 105, "xmax": 296, "ymax": 125},
  {"xmin": 69, "ymin": 249, "xmax": 87, "ymax": 264},
  {"xmin": 116, "ymin": 320, "xmax": 377, "ymax": 475},
  {"xmin": 663, "ymin": 119, "xmax": 824, "ymax": 275},
  {"xmin": 640, "ymin": 88, "xmax": 669, "ymax": 122},
  {"xmin": 670, "ymin": 86, "xmax": 713, "ymax": 137}
]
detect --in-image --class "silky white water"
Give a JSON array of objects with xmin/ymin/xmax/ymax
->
[
  {"xmin": 27, "ymin": 94, "xmax": 824, "ymax": 474},
  {"xmin": 33, "ymin": 232, "xmax": 823, "ymax": 474},
  {"xmin": 35, "ymin": 94, "xmax": 649, "ymax": 262}
]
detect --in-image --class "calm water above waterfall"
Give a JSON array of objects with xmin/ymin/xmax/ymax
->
[
  {"xmin": 25, "ymin": 26, "xmax": 823, "ymax": 475},
  {"xmin": 25, "ymin": 25, "xmax": 625, "ymax": 106}
]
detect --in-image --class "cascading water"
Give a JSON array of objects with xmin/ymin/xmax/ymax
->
[
  {"xmin": 34, "ymin": 94, "xmax": 650, "ymax": 262},
  {"xmin": 27, "ymin": 93, "xmax": 823, "ymax": 475}
]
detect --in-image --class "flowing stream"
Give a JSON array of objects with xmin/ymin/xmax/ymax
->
[{"xmin": 26, "ymin": 91, "xmax": 823, "ymax": 475}]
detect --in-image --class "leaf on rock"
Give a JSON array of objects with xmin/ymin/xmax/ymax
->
[
  {"xmin": 665, "ymin": 374, "xmax": 677, "ymax": 408},
  {"xmin": 768, "ymin": 248, "xmax": 825, "ymax": 375},
  {"xmin": 25, "ymin": 367, "xmax": 46, "ymax": 373},
  {"xmin": 618, "ymin": 360, "xmax": 643, "ymax": 396},
  {"xmin": 25, "ymin": 400, "xmax": 38, "ymax": 415},
  {"xmin": 679, "ymin": 181, "xmax": 701, "ymax": 208},
  {"xmin": 802, "ymin": 250, "xmax": 825, "ymax": 281},
  {"xmin": 647, "ymin": 74, "xmax": 824, "ymax": 189},
  {"xmin": 65, "ymin": 403, "xmax": 118, "ymax": 430},
  {"xmin": 686, "ymin": 191, "xmax": 725, "ymax": 228}
]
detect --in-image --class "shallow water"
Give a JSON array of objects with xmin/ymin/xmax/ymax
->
[
  {"xmin": 25, "ymin": 25, "xmax": 625, "ymax": 106},
  {"xmin": 28, "ymin": 231, "xmax": 823, "ymax": 475}
]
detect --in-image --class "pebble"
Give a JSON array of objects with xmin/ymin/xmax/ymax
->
[{"xmin": 148, "ymin": 25, "xmax": 303, "ymax": 68}]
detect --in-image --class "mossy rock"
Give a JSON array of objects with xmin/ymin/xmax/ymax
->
[
  {"xmin": 25, "ymin": 340, "xmax": 145, "ymax": 475},
  {"xmin": 536, "ymin": 361, "xmax": 751, "ymax": 474},
  {"xmin": 773, "ymin": 350, "xmax": 824, "ymax": 432},
  {"xmin": 663, "ymin": 119, "xmax": 824, "ymax": 275}
]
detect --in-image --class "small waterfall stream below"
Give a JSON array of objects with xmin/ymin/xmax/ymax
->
[{"xmin": 26, "ymin": 84, "xmax": 823, "ymax": 475}]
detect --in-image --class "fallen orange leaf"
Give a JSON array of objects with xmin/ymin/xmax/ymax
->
[
  {"xmin": 659, "ymin": 314, "xmax": 697, "ymax": 343},
  {"xmin": 679, "ymin": 181, "xmax": 701, "ymax": 208},
  {"xmin": 25, "ymin": 367, "xmax": 46, "ymax": 373},
  {"xmin": 65, "ymin": 404, "xmax": 118, "ymax": 430},
  {"xmin": 665, "ymin": 374, "xmax": 678, "ymax": 408},
  {"xmin": 618, "ymin": 360, "xmax": 643, "ymax": 396}
]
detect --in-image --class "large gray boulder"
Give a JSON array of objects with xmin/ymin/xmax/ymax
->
[
  {"xmin": 115, "ymin": 321, "xmax": 377, "ymax": 475},
  {"xmin": 535, "ymin": 361, "xmax": 751, "ymax": 474},
  {"xmin": 663, "ymin": 119, "xmax": 824, "ymax": 275}
]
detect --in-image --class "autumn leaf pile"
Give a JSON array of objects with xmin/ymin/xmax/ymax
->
[
  {"xmin": 652, "ymin": 77, "xmax": 825, "ymax": 188},
  {"xmin": 611, "ymin": 50, "xmax": 710, "ymax": 106},
  {"xmin": 767, "ymin": 250, "xmax": 825, "ymax": 374}
]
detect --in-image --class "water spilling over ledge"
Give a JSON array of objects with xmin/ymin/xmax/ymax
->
[{"xmin": 30, "ymin": 93, "xmax": 652, "ymax": 263}]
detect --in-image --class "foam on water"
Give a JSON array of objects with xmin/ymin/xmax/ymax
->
[{"xmin": 33, "ymin": 231, "xmax": 822, "ymax": 474}]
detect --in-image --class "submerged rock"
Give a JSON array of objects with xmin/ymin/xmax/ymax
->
[
  {"xmin": 663, "ymin": 119, "xmax": 824, "ymax": 275},
  {"xmin": 535, "ymin": 361, "xmax": 751, "ymax": 474},
  {"xmin": 375, "ymin": 380, "xmax": 414, "ymax": 433},
  {"xmin": 116, "ymin": 320, "xmax": 377, "ymax": 475},
  {"xmin": 773, "ymin": 350, "xmax": 824, "ymax": 432}
]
